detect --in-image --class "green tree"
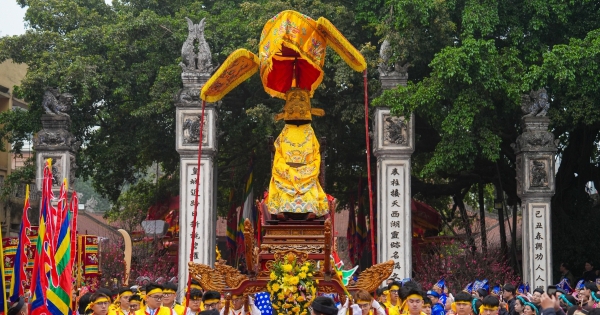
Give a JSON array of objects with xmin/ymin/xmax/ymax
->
[
  {"xmin": 375, "ymin": 0, "xmax": 600, "ymax": 270},
  {"xmin": 0, "ymin": 0, "xmax": 385, "ymax": 224}
]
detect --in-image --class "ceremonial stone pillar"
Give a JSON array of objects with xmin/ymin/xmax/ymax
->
[
  {"xmin": 175, "ymin": 17, "xmax": 217, "ymax": 300},
  {"xmin": 513, "ymin": 88, "xmax": 557, "ymax": 290},
  {"xmin": 33, "ymin": 90, "xmax": 78, "ymax": 196},
  {"xmin": 373, "ymin": 40, "xmax": 413, "ymax": 279}
]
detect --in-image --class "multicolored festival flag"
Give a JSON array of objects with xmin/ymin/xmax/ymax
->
[
  {"xmin": 29, "ymin": 159, "xmax": 59, "ymax": 315},
  {"xmin": 9, "ymin": 185, "xmax": 32, "ymax": 303},
  {"xmin": 226, "ymin": 202, "xmax": 238, "ymax": 252},
  {"xmin": 69, "ymin": 191, "xmax": 78, "ymax": 271},
  {"xmin": 47, "ymin": 179, "xmax": 73, "ymax": 315},
  {"xmin": 0, "ymin": 223, "xmax": 8, "ymax": 315}
]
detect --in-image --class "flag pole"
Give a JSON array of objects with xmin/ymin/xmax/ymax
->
[
  {"xmin": 363, "ymin": 69, "xmax": 376, "ymax": 267},
  {"xmin": 0, "ymin": 223, "xmax": 9, "ymax": 314}
]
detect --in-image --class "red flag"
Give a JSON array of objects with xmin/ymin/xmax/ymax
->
[
  {"xmin": 70, "ymin": 191, "xmax": 78, "ymax": 268},
  {"xmin": 29, "ymin": 159, "xmax": 57, "ymax": 315},
  {"xmin": 48, "ymin": 179, "xmax": 73, "ymax": 315}
]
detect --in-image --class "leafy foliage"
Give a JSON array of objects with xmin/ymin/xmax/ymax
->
[
  {"xmin": 0, "ymin": 0, "xmax": 385, "ymax": 220},
  {"xmin": 376, "ymin": 0, "xmax": 600, "ymax": 271}
]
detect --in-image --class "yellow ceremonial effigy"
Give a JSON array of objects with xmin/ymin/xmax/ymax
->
[{"xmin": 200, "ymin": 10, "xmax": 366, "ymax": 219}]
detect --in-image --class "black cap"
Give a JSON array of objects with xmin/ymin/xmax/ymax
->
[
  {"xmin": 96, "ymin": 288, "xmax": 113, "ymax": 302},
  {"xmin": 400, "ymin": 287, "xmax": 424, "ymax": 300},
  {"xmin": 584, "ymin": 282, "xmax": 599, "ymax": 292},
  {"xmin": 482, "ymin": 296, "xmax": 500, "ymax": 307},
  {"xmin": 129, "ymin": 294, "xmax": 142, "ymax": 303},
  {"xmin": 388, "ymin": 281, "xmax": 403, "ymax": 291},
  {"xmin": 455, "ymin": 291, "xmax": 473, "ymax": 302},
  {"xmin": 78, "ymin": 293, "xmax": 93, "ymax": 315},
  {"xmin": 145, "ymin": 283, "xmax": 164, "ymax": 295},
  {"xmin": 190, "ymin": 289, "xmax": 203, "ymax": 300},
  {"xmin": 199, "ymin": 310, "xmax": 220, "ymax": 315},
  {"xmin": 163, "ymin": 282, "xmax": 178, "ymax": 292},
  {"xmin": 311, "ymin": 296, "xmax": 338, "ymax": 315},
  {"xmin": 503, "ymin": 284, "xmax": 516, "ymax": 294},
  {"xmin": 477, "ymin": 288, "xmax": 489, "ymax": 298},
  {"xmin": 118, "ymin": 287, "xmax": 133, "ymax": 296},
  {"xmin": 202, "ymin": 290, "xmax": 221, "ymax": 302}
]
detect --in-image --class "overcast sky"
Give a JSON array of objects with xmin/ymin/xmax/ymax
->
[{"xmin": 0, "ymin": 1, "xmax": 26, "ymax": 37}]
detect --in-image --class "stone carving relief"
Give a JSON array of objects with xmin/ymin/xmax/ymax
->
[
  {"xmin": 42, "ymin": 88, "xmax": 73, "ymax": 116},
  {"xmin": 182, "ymin": 114, "xmax": 208, "ymax": 144},
  {"xmin": 179, "ymin": 17, "xmax": 214, "ymax": 74},
  {"xmin": 383, "ymin": 115, "xmax": 408, "ymax": 145},
  {"xmin": 512, "ymin": 130, "xmax": 557, "ymax": 152},
  {"xmin": 521, "ymin": 88, "xmax": 550, "ymax": 117},
  {"xmin": 46, "ymin": 157, "xmax": 62, "ymax": 187},
  {"xmin": 378, "ymin": 39, "xmax": 409, "ymax": 79},
  {"xmin": 530, "ymin": 160, "xmax": 548, "ymax": 188},
  {"xmin": 33, "ymin": 128, "xmax": 78, "ymax": 150},
  {"xmin": 176, "ymin": 86, "xmax": 201, "ymax": 105}
]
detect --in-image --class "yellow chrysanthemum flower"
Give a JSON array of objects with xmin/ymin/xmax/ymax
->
[
  {"xmin": 292, "ymin": 306, "xmax": 300, "ymax": 313},
  {"xmin": 272, "ymin": 283, "xmax": 280, "ymax": 291},
  {"xmin": 277, "ymin": 293, "xmax": 285, "ymax": 300},
  {"xmin": 270, "ymin": 272, "xmax": 277, "ymax": 280},
  {"xmin": 272, "ymin": 305, "xmax": 279, "ymax": 310},
  {"xmin": 301, "ymin": 266, "xmax": 309, "ymax": 272},
  {"xmin": 297, "ymin": 296, "xmax": 306, "ymax": 302},
  {"xmin": 307, "ymin": 273, "xmax": 313, "ymax": 277},
  {"xmin": 290, "ymin": 276, "xmax": 300, "ymax": 285},
  {"xmin": 298, "ymin": 272, "xmax": 307, "ymax": 279},
  {"xmin": 283, "ymin": 264, "xmax": 293, "ymax": 272},
  {"xmin": 291, "ymin": 286, "xmax": 298, "ymax": 293}
]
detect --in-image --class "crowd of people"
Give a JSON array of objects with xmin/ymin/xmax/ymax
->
[{"xmin": 7, "ymin": 272, "xmax": 600, "ymax": 315}]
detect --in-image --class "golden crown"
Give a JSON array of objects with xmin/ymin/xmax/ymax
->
[{"xmin": 274, "ymin": 89, "xmax": 325, "ymax": 121}]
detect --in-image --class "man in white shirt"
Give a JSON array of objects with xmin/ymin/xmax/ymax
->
[{"xmin": 134, "ymin": 283, "xmax": 176, "ymax": 315}]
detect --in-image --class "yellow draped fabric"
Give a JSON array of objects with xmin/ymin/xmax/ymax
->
[
  {"xmin": 200, "ymin": 10, "xmax": 366, "ymax": 102},
  {"xmin": 171, "ymin": 304, "xmax": 186, "ymax": 315},
  {"xmin": 267, "ymin": 124, "xmax": 328, "ymax": 216},
  {"xmin": 384, "ymin": 301, "xmax": 401, "ymax": 315}
]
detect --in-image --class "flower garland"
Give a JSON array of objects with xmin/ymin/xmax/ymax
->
[{"xmin": 267, "ymin": 254, "xmax": 317, "ymax": 315}]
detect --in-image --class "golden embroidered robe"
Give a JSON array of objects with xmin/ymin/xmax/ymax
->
[{"xmin": 267, "ymin": 124, "xmax": 329, "ymax": 216}]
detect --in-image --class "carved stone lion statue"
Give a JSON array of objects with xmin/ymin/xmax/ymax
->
[
  {"xmin": 521, "ymin": 88, "xmax": 550, "ymax": 117},
  {"xmin": 179, "ymin": 17, "xmax": 214, "ymax": 73},
  {"xmin": 42, "ymin": 88, "xmax": 73, "ymax": 116}
]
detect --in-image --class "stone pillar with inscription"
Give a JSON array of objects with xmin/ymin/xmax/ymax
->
[
  {"xmin": 33, "ymin": 89, "xmax": 79, "ymax": 197},
  {"xmin": 373, "ymin": 40, "xmax": 413, "ymax": 279},
  {"xmin": 175, "ymin": 17, "xmax": 217, "ymax": 300},
  {"xmin": 512, "ymin": 88, "xmax": 557, "ymax": 290}
]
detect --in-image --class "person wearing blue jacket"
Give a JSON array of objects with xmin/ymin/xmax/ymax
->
[{"xmin": 427, "ymin": 290, "xmax": 446, "ymax": 315}]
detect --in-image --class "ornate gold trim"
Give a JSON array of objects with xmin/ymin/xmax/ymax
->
[
  {"xmin": 352, "ymin": 260, "xmax": 395, "ymax": 293},
  {"xmin": 214, "ymin": 262, "xmax": 249, "ymax": 289},
  {"xmin": 188, "ymin": 262, "xmax": 226, "ymax": 292}
]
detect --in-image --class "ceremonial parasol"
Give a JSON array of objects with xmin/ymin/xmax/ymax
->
[{"xmin": 200, "ymin": 10, "xmax": 366, "ymax": 102}]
